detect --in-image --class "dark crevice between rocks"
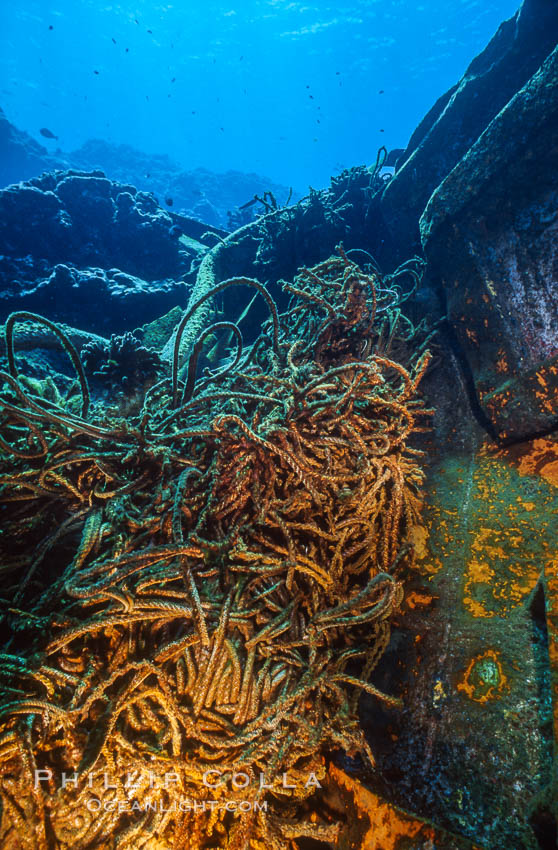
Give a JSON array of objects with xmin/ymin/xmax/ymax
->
[
  {"xmin": 435, "ymin": 315, "xmax": 498, "ymax": 442},
  {"xmin": 529, "ymin": 581, "xmax": 553, "ymax": 774},
  {"xmin": 497, "ymin": 419, "xmax": 558, "ymax": 449},
  {"xmin": 531, "ymin": 809, "xmax": 558, "ymax": 850},
  {"xmin": 527, "ymin": 581, "xmax": 557, "ymax": 850},
  {"xmin": 423, "ymin": 268, "xmax": 498, "ymax": 440},
  {"xmin": 425, "ymin": 275, "xmax": 558, "ymax": 448}
]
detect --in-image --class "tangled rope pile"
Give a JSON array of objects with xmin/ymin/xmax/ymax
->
[{"xmin": 0, "ymin": 247, "xmax": 432, "ymax": 849}]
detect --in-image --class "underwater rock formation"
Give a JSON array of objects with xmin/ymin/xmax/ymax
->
[
  {"xmin": 1, "ymin": 0, "xmax": 557, "ymax": 847},
  {"xmin": 0, "ymin": 262, "xmax": 187, "ymax": 338},
  {"xmin": 421, "ymin": 43, "xmax": 558, "ymax": 442},
  {"xmin": 0, "ymin": 170, "xmax": 215, "ymax": 336},
  {"xmin": 361, "ymin": 0, "xmax": 558, "ymax": 443},
  {"xmin": 160, "ymin": 157, "xmax": 391, "ymax": 368},
  {"xmin": 379, "ymin": 0, "xmax": 558, "ymax": 264},
  {"xmin": 0, "ymin": 107, "xmax": 61, "ymax": 188},
  {"xmin": 0, "ymin": 170, "xmax": 192, "ymax": 281},
  {"xmin": 67, "ymin": 139, "xmax": 299, "ymax": 230},
  {"xmin": 0, "ymin": 114, "xmax": 297, "ymax": 232}
]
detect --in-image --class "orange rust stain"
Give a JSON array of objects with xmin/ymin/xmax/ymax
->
[
  {"xmin": 404, "ymin": 591, "xmax": 435, "ymax": 610},
  {"xmin": 539, "ymin": 460, "xmax": 558, "ymax": 487},
  {"xmin": 464, "ymin": 598, "xmax": 493, "ymax": 618},
  {"xmin": 502, "ymin": 438, "xmax": 558, "ymax": 487},
  {"xmin": 407, "ymin": 523, "xmax": 428, "ymax": 559},
  {"xmin": 517, "ymin": 498, "xmax": 535, "ymax": 512},
  {"xmin": 457, "ymin": 649, "xmax": 509, "ymax": 703},
  {"xmin": 329, "ymin": 763, "xmax": 432, "ymax": 850},
  {"xmin": 496, "ymin": 354, "xmax": 508, "ymax": 373},
  {"xmin": 466, "ymin": 559, "xmax": 494, "ymax": 583},
  {"xmin": 459, "ymin": 453, "xmax": 546, "ymax": 617}
]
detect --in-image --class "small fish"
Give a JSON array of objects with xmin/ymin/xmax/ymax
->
[
  {"xmin": 39, "ymin": 127, "xmax": 58, "ymax": 140},
  {"xmin": 147, "ymin": 29, "xmax": 152, "ymax": 33},
  {"xmin": 171, "ymin": 77, "xmax": 176, "ymax": 82},
  {"xmin": 380, "ymin": 128, "xmax": 385, "ymax": 133},
  {"xmin": 111, "ymin": 37, "xmax": 116, "ymax": 44},
  {"xmin": 93, "ymin": 69, "xmax": 99, "ymax": 74},
  {"xmin": 48, "ymin": 24, "xmax": 53, "ymax": 30},
  {"xmin": 165, "ymin": 197, "xmax": 173, "ymax": 206},
  {"xmin": 379, "ymin": 89, "xmax": 384, "ymax": 94}
]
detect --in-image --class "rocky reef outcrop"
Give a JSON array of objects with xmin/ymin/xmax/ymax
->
[
  {"xmin": 0, "ymin": 107, "xmax": 60, "ymax": 187},
  {"xmin": 0, "ymin": 112, "xmax": 298, "ymax": 231},
  {"xmin": 420, "ymin": 42, "xmax": 558, "ymax": 442},
  {"xmin": 377, "ymin": 0, "xmax": 558, "ymax": 443},
  {"xmin": 0, "ymin": 169, "xmax": 209, "ymax": 335},
  {"xmin": 67, "ymin": 139, "xmax": 299, "ymax": 230},
  {"xmin": 1, "ymin": 169, "xmax": 192, "ymax": 279}
]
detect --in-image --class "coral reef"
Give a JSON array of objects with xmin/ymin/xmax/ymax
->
[
  {"xmin": 0, "ymin": 114, "xmax": 298, "ymax": 232},
  {"xmin": 0, "ymin": 108, "xmax": 60, "ymax": 188},
  {"xmin": 67, "ymin": 140, "xmax": 299, "ymax": 231},
  {"xmin": 1, "ymin": 2, "xmax": 557, "ymax": 845},
  {"xmin": 0, "ymin": 248, "xmax": 431, "ymax": 849},
  {"xmin": 0, "ymin": 263, "xmax": 190, "ymax": 337},
  {"xmin": 160, "ymin": 150, "xmax": 393, "ymax": 370},
  {"xmin": 0, "ymin": 170, "xmax": 192, "ymax": 282},
  {"xmin": 0, "ymin": 170, "xmax": 223, "ymax": 336}
]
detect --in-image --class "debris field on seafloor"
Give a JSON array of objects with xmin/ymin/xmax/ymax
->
[{"xmin": 0, "ymin": 246, "xmax": 432, "ymax": 849}]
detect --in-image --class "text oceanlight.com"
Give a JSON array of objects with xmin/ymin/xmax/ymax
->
[
  {"xmin": 86, "ymin": 798, "xmax": 269, "ymax": 813},
  {"xmin": 32, "ymin": 769, "xmax": 324, "ymax": 814}
]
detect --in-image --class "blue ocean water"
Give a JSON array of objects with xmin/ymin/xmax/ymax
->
[{"xmin": 2, "ymin": 0, "xmax": 520, "ymax": 191}]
